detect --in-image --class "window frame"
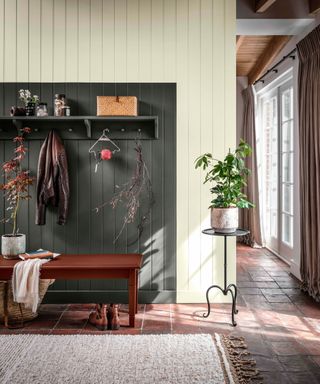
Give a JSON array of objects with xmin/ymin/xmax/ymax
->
[{"xmin": 256, "ymin": 69, "xmax": 297, "ymax": 263}]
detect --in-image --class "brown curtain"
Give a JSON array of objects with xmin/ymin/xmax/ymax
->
[
  {"xmin": 297, "ymin": 25, "xmax": 320, "ymax": 301},
  {"xmin": 239, "ymin": 86, "xmax": 262, "ymax": 248}
]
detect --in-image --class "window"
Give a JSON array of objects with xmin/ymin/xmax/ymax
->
[{"xmin": 256, "ymin": 70, "xmax": 296, "ymax": 262}]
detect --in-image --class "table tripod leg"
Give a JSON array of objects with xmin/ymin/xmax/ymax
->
[
  {"xmin": 226, "ymin": 288, "xmax": 237, "ymax": 326},
  {"xmin": 203, "ymin": 285, "xmax": 224, "ymax": 318},
  {"xmin": 227, "ymin": 283, "xmax": 238, "ymax": 314}
]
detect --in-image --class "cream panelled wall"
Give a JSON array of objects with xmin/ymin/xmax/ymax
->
[{"xmin": 0, "ymin": 0, "xmax": 236, "ymax": 303}]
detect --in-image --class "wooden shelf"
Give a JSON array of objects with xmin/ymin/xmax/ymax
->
[{"xmin": 0, "ymin": 116, "xmax": 159, "ymax": 140}]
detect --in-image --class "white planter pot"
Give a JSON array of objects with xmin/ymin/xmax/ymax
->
[
  {"xmin": 1, "ymin": 234, "xmax": 26, "ymax": 259},
  {"xmin": 211, "ymin": 207, "xmax": 238, "ymax": 234}
]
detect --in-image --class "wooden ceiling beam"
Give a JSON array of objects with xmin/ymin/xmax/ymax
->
[
  {"xmin": 309, "ymin": 0, "xmax": 320, "ymax": 15},
  {"xmin": 248, "ymin": 35, "xmax": 291, "ymax": 84},
  {"xmin": 255, "ymin": 0, "xmax": 277, "ymax": 13},
  {"xmin": 236, "ymin": 36, "xmax": 245, "ymax": 53}
]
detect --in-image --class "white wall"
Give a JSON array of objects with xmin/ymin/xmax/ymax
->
[{"xmin": 0, "ymin": 0, "xmax": 236, "ymax": 303}]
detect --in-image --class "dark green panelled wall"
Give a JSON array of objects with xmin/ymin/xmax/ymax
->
[{"xmin": 0, "ymin": 83, "xmax": 176, "ymax": 303}]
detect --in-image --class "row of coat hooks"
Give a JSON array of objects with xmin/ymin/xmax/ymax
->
[{"xmin": 0, "ymin": 116, "xmax": 158, "ymax": 139}]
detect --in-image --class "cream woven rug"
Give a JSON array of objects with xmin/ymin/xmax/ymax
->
[{"xmin": 0, "ymin": 333, "xmax": 239, "ymax": 384}]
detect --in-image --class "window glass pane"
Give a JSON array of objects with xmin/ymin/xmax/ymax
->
[
  {"xmin": 282, "ymin": 214, "xmax": 293, "ymax": 247},
  {"xmin": 282, "ymin": 153, "xmax": 293, "ymax": 183},
  {"xmin": 282, "ymin": 88, "xmax": 293, "ymax": 122},
  {"xmin": 282, "ymin": 121, "xmax": 293, "ymax": 152},
  {"xmin": 282, "ymin": 184, "xmax": 293, "ymax": 215}
]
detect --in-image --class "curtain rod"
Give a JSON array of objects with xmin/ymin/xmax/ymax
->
[{"xmin": 253, "ymin": 47, "xmax": 297, "ymax": 85}]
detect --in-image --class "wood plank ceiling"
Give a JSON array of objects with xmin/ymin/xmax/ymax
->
[{"xmin": 237, "ymin": 35, "xmax": 291, "ymax": 84}]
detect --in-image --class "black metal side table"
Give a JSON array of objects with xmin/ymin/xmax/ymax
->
[{"xmin": 202, "ymin": 228, "xmax": 249, "ymax": 326}]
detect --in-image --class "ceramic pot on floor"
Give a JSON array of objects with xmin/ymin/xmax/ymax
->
[{"xmin": 1, "ymin": 234, "xmax": 26, "ymax": 259}]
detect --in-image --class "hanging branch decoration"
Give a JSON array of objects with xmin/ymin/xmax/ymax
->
[{"xmin": 94, "ymin": 140, "xmax": 153, "ymax": 243}]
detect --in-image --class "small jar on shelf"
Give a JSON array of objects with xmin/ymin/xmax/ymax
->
[{"xmin": 36, "ymin": 102, "xmax": 48, "ymax": 117}]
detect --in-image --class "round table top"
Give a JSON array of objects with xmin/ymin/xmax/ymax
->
[{"xmin": 202, "ymin": 228, "xmax": 249, "ymax": 237}]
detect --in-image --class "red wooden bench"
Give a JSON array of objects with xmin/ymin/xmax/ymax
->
[{"xmin": 0, "ymin": 253, "xmax": 143, "ymax": 328}]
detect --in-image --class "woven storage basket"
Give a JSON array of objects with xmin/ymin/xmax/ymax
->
[
  {"xmin": 97, "ymin": 96, "xmax": 138, "ymax": 116},
  {"xmin": 0, "ymin": 279, "xmax": 54, "ymax": 323}
]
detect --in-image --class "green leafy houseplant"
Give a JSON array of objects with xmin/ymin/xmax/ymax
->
[
  {"xmin": 195, "ymin": 140, "xmax": 254, "ymax": 232},
  {"xmin": 195, "ymin": 140, "xmax": 254, "ymax": 208}
]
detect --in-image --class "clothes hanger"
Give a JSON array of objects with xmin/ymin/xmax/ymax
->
[{"xmin": 89, "ymin": 128, "xmax": 120, "ymax": 172}]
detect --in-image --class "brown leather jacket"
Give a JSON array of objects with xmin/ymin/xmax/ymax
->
[{"xmin": 36, "ymin": 130, "xmax": 69, "ymax": 225}]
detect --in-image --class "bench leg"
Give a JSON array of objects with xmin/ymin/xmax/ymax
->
[
  {"xmin": 135, "ymin": 270, "xmax": 139, "ymax": 314},
  {"xmin": 3, "ymin": 281, "xmax": 9, "ymax": 328},
  {"xmin": 129, "ymin": 269, "xmax": 137, "ymax": 327}
]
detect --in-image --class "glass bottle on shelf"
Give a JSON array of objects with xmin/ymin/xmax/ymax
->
[{"xmin": 54, "ymin": 94, "xmax": 66, "ymax": 116}]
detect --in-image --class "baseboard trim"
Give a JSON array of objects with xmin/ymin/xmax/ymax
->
[
  {"xmin": 44, "ymin": 290, "xmax": 177, "ymax": 304},
  {"xmin": 44, "ymin": 289, "xmax": 233, "ymax": 304},
  {"xmin": 177, "ymin": 290, "xmax": 233, "ymax": 304},
  {"xmin": 290, "ymin": 261, "xmax": 301, "ymax": 281}
]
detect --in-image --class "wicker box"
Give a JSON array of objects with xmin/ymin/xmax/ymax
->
[
  {"xmin": 97, "ymin": 96, "xmax": 138, "ymax": 116},
  {"xmin": 0, "ymin": 279, "xmax": 54, "ymax": 327}
]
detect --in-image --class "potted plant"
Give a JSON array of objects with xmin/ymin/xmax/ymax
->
[
  {"xmin": 18, "ymin": 89, "xmax": 39, "ymax": 116},
  {"xmin": 1, "ymin": 127, "xmax": 34, "ymax": 259},
  {"xmin": 195, "ymin": 140, "xmax": 254, "ymax": 233}
]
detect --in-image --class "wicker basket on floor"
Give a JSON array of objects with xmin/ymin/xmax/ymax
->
[{"xmin": 0, "ymin": 279, "xmax": 54, "ymax": 324}]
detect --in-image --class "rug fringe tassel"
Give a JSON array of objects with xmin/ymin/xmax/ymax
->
[{"xmin": 222, "ymin": 335, "xmax": 263, "ymax": 384}]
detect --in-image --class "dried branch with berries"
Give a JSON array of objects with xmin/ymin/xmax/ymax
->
[
  {"xmin": 94, "ymin": 141, "xmax": 153, "ymax": 243},
  {"xmin": 0, "ymin": 128, "xmax": 34, "ymax": 236}
]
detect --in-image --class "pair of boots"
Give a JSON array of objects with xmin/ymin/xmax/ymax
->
[{"xmin": 89, "ymin": 303, "xmax": 120, "ymax": 331}]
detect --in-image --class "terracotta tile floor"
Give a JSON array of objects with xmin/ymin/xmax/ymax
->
[{"xmin": 1, "ymin": 245, "xmax": 320, "ymax": 383}]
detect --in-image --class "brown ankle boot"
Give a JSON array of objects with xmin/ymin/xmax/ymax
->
[
  {"xmin": 107, "ymin": 304, "xmax": 120, "ymax": 330},
  {"xmin": 89, "ymin": 304, "xmax": 108, "ymax": 331}
]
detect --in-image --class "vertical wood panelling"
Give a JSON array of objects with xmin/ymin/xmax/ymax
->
[
  {"xmin": 0, "ymin": 1, "xmax": 4, "ymax": 82},
  {"xmin": 29, "ymin": 0, "xmax": 41, "ymax": 82},
  {"xmin": 126, "ymin": 0, "xmax": 139, "ymax": 82},
  {"xmin": 176, "ymin": 0, "xmax": 189, "ymax": 294},
  {"xmin": 0, "ymin": 82, "xmax": 176, "ymax": 303},
  {"xmin": 102, "ymin": 0, "xmax": 115, "ymax": 82},
  {"xmin": 151, "ymin": 0, "xmax": 164, "ymax": 82},
  {"xmin": 163, "ymin": 0, "xmax": 176, "ymax": 82},
  {"xmin": 90, "ymin": 0, "xmax": 103, "ymax": 82},
  {"xmin": 66, "ymin": 0, "xmax": 79, "ymax": 82},
  {"xmin": 114, "ymin": 0, "xmax": 127, "ymax": 82},
  {"xmin": 78, "ymin": 0, "xmax": 90, "ymax": 82},
  {"xmin": 17, "ymin": 0, "xmax": 29, "ymax": 82},
  {"xmin": 139, "ymin": 0, "xmax": 152, "ymax": 82},
  {"xmin": 40, "ymin": 0, "xmax": 53, "ymax": 82},
  {"xmin": 4, "ymin": 0, "xmax": 16, "ymax": 81},
  {"xmin": 224, "ymin": 0, "xmax": 237, "ymax": 284},
  {"xmin": 0, "ymin": 0, "xmax": 236, "ymax": 303},
  {"xmin": 200, "ymin": 0, "xmax": 213, "ymax": 290},
  {"xmin": 53, "ymin": 0, "xmax": 66, "ymax": 82},
  {"xmin": 187, "ymin": 0, "xmax": 201, "ymax": 292},
  {"xmin": 209, "ymin": 0, "xmax": 228, "ymax": 298}
]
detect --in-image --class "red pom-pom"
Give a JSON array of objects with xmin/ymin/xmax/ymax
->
[{"xmin": 100, "ymin": 149, "xmax": 113, "ymax": 160}]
